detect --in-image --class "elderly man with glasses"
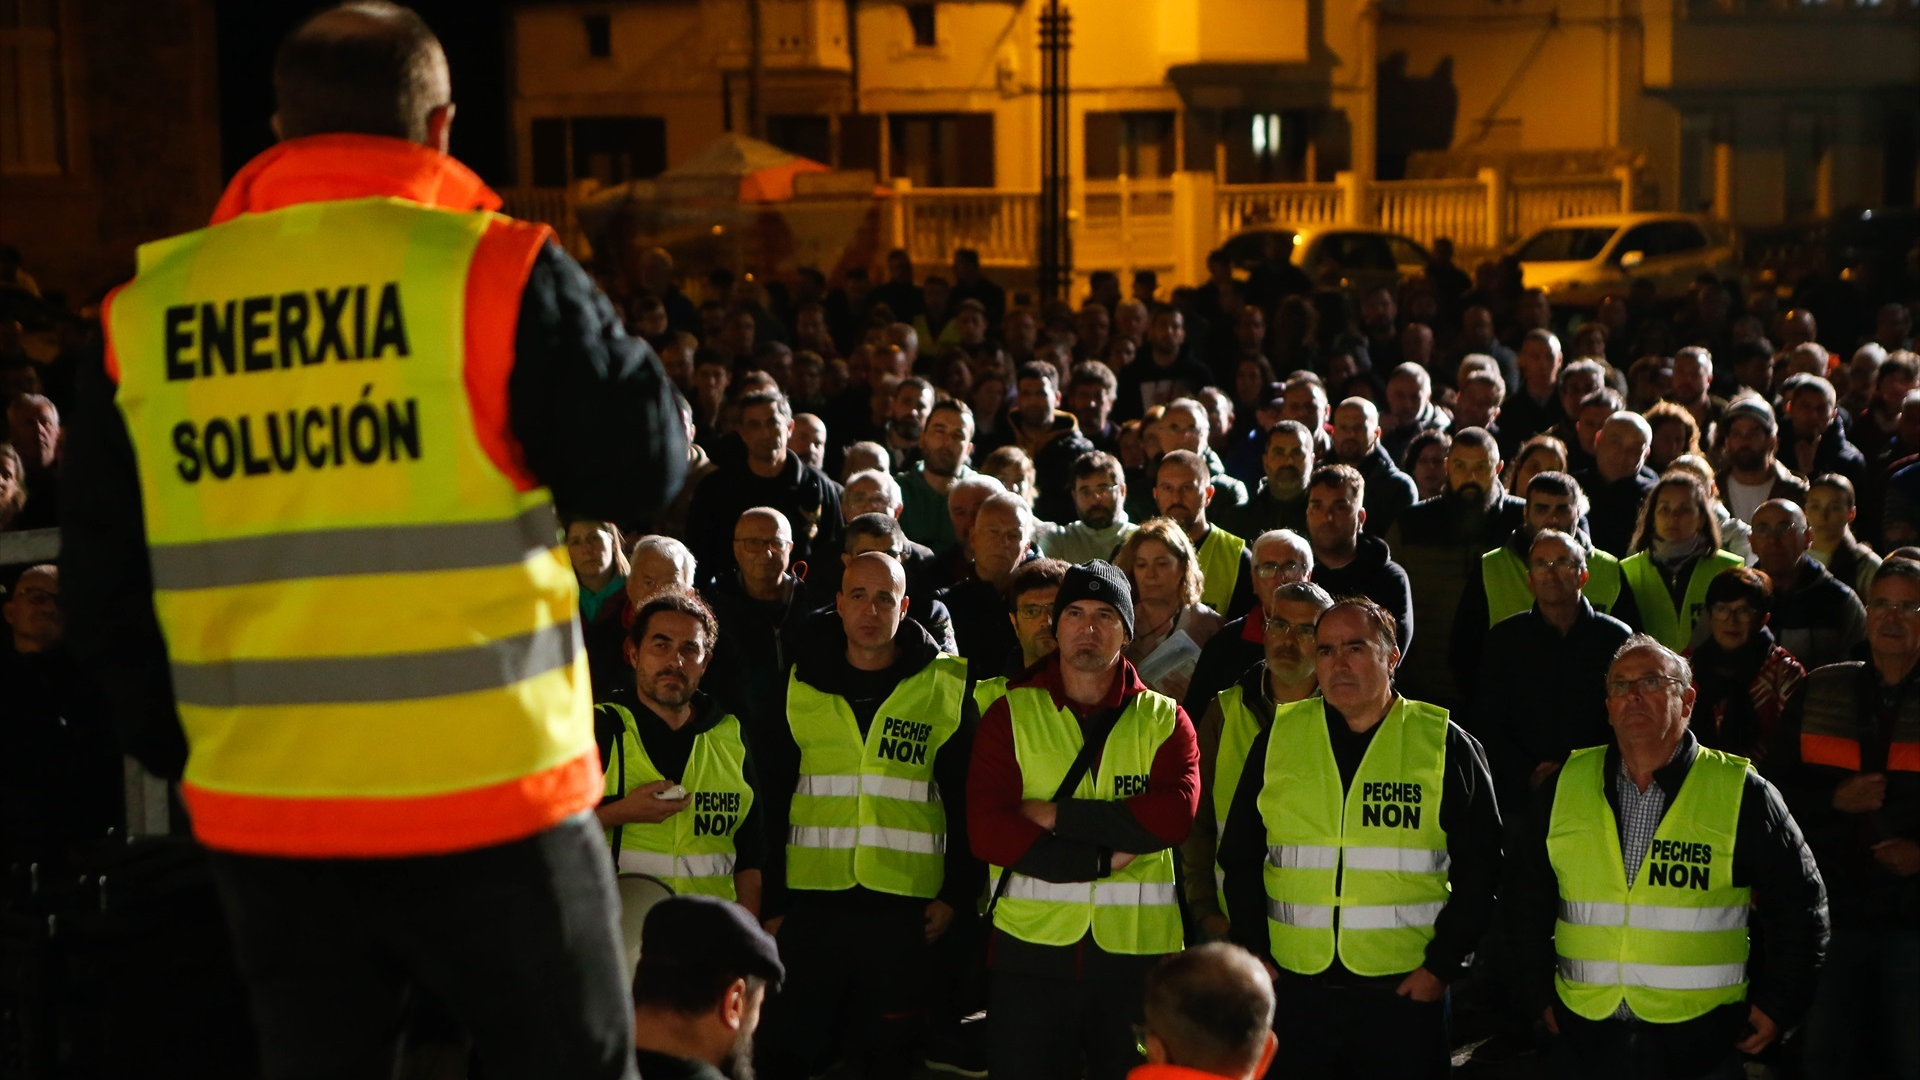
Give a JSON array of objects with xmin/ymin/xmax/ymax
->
[{"xmin": 1501, "ymin": 634, "xmax": 1827, "ymax": 1080}]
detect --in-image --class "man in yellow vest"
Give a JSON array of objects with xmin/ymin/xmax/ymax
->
[
  {"xmin": 968, "ymin": 560, "xmax": 1200, "ymax": 1080},
  {"xmin": 62, "ymin": 5, "xmax": 683, "ymax": 1076},
  {"xmin": 1217, "ymin": 597, "xmax": 1502, "ymax": 1079},
  {"xmin": 1182, "ymin": 580, "xmax": 1333, "ymax": 941},
  {"xmin": 595, "ymin": 591, "xmax": 763, "ymax": 912},
  {"xmin": 1499, "ymin": 635, "xmax": 1828, "ymax": 1079},
  {"xmin": 756, "ymin": 552, "xmax": 981, "ymax": 1080},
  {"xmin": 1154, "ymin": 450, "xmax": 1254, "ymax": 616}
]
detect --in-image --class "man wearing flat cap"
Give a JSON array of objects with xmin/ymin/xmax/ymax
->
[
  {"xmin": 632, "ymin": 895, "xmax": 785, "ymax": 1080},
  {"xmin": 968, "ymin": 560, "xmax": 1202, "ymax": 1080}
]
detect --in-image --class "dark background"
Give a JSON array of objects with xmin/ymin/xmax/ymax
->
[{"xmin": 214, "ymin": 0, "xmax": 515, "ymax": 185}]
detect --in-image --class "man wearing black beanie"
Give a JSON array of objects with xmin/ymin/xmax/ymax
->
[{"xmin": 966, "ymin": 560, "xmax": 1202, "ymax": 1080}]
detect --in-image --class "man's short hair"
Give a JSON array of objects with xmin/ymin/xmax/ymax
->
[
  {"xmin": 1007, "ymin": 557, "xmax": 1070, "ymax": 606},
  {"xmin": 846, "ymin": 468, "xmax": 904, "ymax": 511},
  {"xmin": 1070, "ymin": 449, "xmax": 1123, "ymax": 482},
  {"xmin": 1611, "ymin": 633, "xmax": 1691, "ymax": 685},
  {"xmin": 1068, "ymin": 360, "xmax": 1118, "ymax": 395},
  {"xmin": 1874, "ymin": 555, "xmax": 1920, "ymax": 589},
  {"xmin": 1017, "ymin": 360, "xmax": 1060, "ymax": 390},
  {"xmin": 1529, "ymin": 528, "xmax": 1587, "ymax": 572},
  {"xmin": 1460, "ymin": 369, "xmax": 1506, "ymax": 404},
  {"xmin": 628, "ymin": 589, "xmax": 720, "ymax": 651},
  {"xmin": 1808, "ymin": 473, "xmax": 1856, "ymax": 506},
  {"xmin": 1578, "ymin": 387, "xmax": 1625, "ymax": 414},
  {"xmin": 1559, "ymin": 358, "xmax": 1606, "ymax": 389},
  {"xmin": 274, "ymin": 2, "xmax": 449, "ymax": 143},
  {"xmin": 1319, "ymin": 596, "xmax": 1398, "ymax": 654},
  {"xmin": 1388, "ymin": 362, "xmax": 1431, "ymax": 393},
  {"xmin": 1269, "ymin": 579, "xmax": 1333, "ymax": 610},
  {"xmin": 1156, "ymin": 449, "xmax": 1210, "ymax": 482},
  {"xmin": 1449, "ymin": 426, "xmax": 1498, "ymax": 458},
  {"xmin": 739, "ymin": 389, "xmax": 793, "ymax": 423},
  {"xmin": 1307, "ymin": 463, "xmax": 1365, "ymax": 499},
  {"xmin": 844, "ymin": 512, "xmax": 906, "ymax": 553},
  {"xmin": 1525, "ymin": 327, "xmax": 1563, "ymax": 359},
  {"xmin": 1141, "ymin": 944, "xmax": 1275, "ymax": 1078},
  {"xmin": 1266, "ymin": 419, "xmax": 1312, "ymax": 450},
  {"xmin": 628, "ymin": 534, "xmax": 697, "ymax": 586},
  {"xmin": 1526, "ymin": 470, "xmax": 1589, "ymax": 515},
  {"xmin": 930, "ymin": 396, "xmax": 975, "ymax": 434}
]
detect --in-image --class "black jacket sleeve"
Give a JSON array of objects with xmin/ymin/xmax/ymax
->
[
  {"xmin": 509, "ymin": 241, "xmax": 686, "ymax": 524},
  {"xmin": 732, "ymin": 727, "xmax": 767, "ymax": 874},
  {"xmin": 1424, "ymin": 723, "xmax": 1504, "ymax": 981},
  {"xmin": 935, "ymin": 693, "xmax": 987, "ymax": 911},
  {"xmin": 1220, "ymin": 725, "xmax": 1276, "ymax": 960}
]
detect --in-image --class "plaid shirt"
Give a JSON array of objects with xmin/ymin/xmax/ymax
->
[{"xmin": 1608, "ymin": 741, "xmax": 1687, "ymax": 1020}]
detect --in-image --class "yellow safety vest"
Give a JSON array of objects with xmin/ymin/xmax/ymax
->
[
  {"xmin": 990, "ymin": 685, "xmax": 1185, "ymax": 955},
  {"xmin": 600, "ymin": 703, "xmax": 754, "ymax": 901},
  {"xmin": 1482, "ymin": 545, "xmax": 1626, "ymax": 625},
  {"xmin": 1196, "ymin": 526, "xmax": 1247, "ymax": 613},
  {"xmin": 106, "ymin": 192, "xmax": 591, "ymax": 857},
  {"xmin": 1548, "ymin": 746, "xmax": 1753, "ymax": 1023},
  {"xmin": 975, "ymin": 676, "xmax": 1009, "ymax": 718},
  {"xmin": 1210, "ymin": 683, "xmax": 1269, "ymax": 920},
  {"xmin": 1619, "ymin": 550, "xmax": 1743, "ymax": 651},
  {"xmin": 785, "ymin": 655, "xmax": 967, "ymax": 898},
  {"xmin": 1260, "ymin": 697, "xmax": 1453, "ymax": 977}
]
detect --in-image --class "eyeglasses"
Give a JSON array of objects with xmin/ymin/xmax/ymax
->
[
  {"xmin": 1255, "ymin": 560, "xmax": 1310, "ymax": 579},
  {"xmin": 1075, "ymin": 483, "xmax": 1121, "ymax": 498},
  {"xmin": 1016, "ymin": 604, "xmax": 1055, "ymax": 620},
  {"xmin": 1605, "ymin": 674, "xmax": 1686, "ymax": 699},
  {"xmin": 1709, "ymin": 602, "xmax": 1759, "ymax": 621},
  {"xmin": 1529, "ymin": 557, "xmax": 1582, "ymax": 573},
  {"xmin": 1265, "ymin": 617, "xmax": 1317, "ymax": 639},
  {"xmin": 1868, "ymin": 598, "xmax": 1920, "ymax": 617}
]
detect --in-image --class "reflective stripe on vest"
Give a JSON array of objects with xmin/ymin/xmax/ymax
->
[
  {"xmin": 107, "ymin": 194, "xmax": 592, "ymax": 857},
  {"xmin": 785, "ymin": 655, "xmax": 966, "ymax": 898},
  {"xmin": 1619, "ymin": 550, "xmax": 1743, "ymax": 651},
  {"xmin": 1196, "ymin": 526, "xmax": 1247, "ymax": 613},
  {"xmin": 1547, "ymin": 745, "xmax": 1752, "ymax": 1024},
  {"xmin": 600, "ymin": 703, "xmax": 754, "ymax": 901},
  {"xmin": 1260, "ymin": 697, "xmax": 1454, "ymax": 977},
  {"xmin": 1482, "ymin": 545, "xmax": 1626, "ymax": 626},
  {"xmin": 1796, "ymin": 662, "xmax": 1920, "ymax": 774},
  {"xmin": 990, "ymin": 684, "xmax": 1185, "ymax": 955}
]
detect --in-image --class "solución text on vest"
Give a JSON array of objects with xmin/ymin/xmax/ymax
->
[
  {"xmin": 1361, "ymin": 781, "xmax": 1423, "ymax": 829},
  {"xmin": 692, "ymin": 790, "xmax": 743, "ymax": 837},
  {"xmin": 1645, "ymin": 838, "xmax": 1712, "ymax": 890},
  {"xmin": 877, "ymin": 717, "xmax": 934, "ymax": 766}
]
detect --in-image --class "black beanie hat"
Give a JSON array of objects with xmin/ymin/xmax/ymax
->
[{"xmin": 1052, "ymin": 560, "xmax": 1134, "ymax": 639}]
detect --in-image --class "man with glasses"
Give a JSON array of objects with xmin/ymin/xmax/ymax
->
[
  {"xmin": 973, "ymin": 558, "xmax": 1072, "ymax": 715},
  {"xmin": 705, "ymin": 508, "xmax": 814, "ymax": 737},
  {"xmin": 1040, "ymin": 451, "xmax": 1138, "ymax": 564},
  {"xmin": 811, "ymin": 470, "xmax": 940, "ymax": 600},
  {"xmin": 1746, "ymin": 499, "xmax": 1866, "ymax": 671},
  {"xmin": 688, "ymin": 391, "xmax": 843, "ymax": 583},
  {"xmin": 1182, "ymin": 530, "xmax": 1314, "ymax": 729},
  {"xmin": 1470, "ymin": 529, "xmax": 1633, "ymax": 821},
  {"xmin": 1501, "ymin": 635, "xmax": 1826, "ymax": 1080},
  {"xmin": 1184, "ymin": 581, "xmax": 1334, "ymax": 943},
  {"xmin": 1775, "ymin": 557, "xmax": 1920, "ymax": 1079},
  {"xmin": 1154, "ymin": 450, "xmax": 1255, "ymax": 617},
  {"xmin": 1218, "ymin": 597, "xmax": 1502, "ymax": 1078}
]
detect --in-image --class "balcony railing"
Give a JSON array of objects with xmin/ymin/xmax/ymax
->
[
  {"xmin": 1215, "ymin": 183, "xmax": 1346, "ymax": 236},
  {"xmin": 894, "ymin": 188, "xmax": 1041, "ymax": 268},
  {"xmin": 1507, "ymin": 175, "xmax": 1628, "ymax": 240},
  {"xmin": 1370, "ymin": 178, "xmax": 1488, "ymax": 248}
]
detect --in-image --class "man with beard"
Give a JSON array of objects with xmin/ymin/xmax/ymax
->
[
  {"xmin": 937, "ymin": 492, "xmax": 1036, "ymax": 681},
  {"xmin": 631, "ymin": 895, "xmax": 785, "ymax": 1080},
  {"xmin": 1666, "ymin": 347, "xmax": 1727, "ymax": 446},
  {"xmin": 1219, "ymin": 598, "xmax": 1501, "ymax": 1079},
  {"xmin": 884, "ymin": 377, "xmax": 935, "ymax": 473},
  {"xmin": 758, "ymin": 553, "xmax": 980, "ymax": 1080},
  {"xmin": 1223, "ymin": 421, "xmax": 1313, "ymax": 539},
  {"xmin": 1325, "ymin": 398, "xmax": 1419, "ymax": 537},
  {"xmin": 1039, "ymin": 451, "xmax": 1138, "ymax": 564},
  {"xmin": 596, "ymin": 592, "xmax": 764, "ymax": 912},
  {"xmin": 1468, "ymin": 530, "xmax": 1633, "ymax": 820},
  {"xmin": 1451, "ymin": 470, "xmax": 1639, "ymax": 692},
  {"xmin": 1068, "ymin": 361, "xmax": 1123, "ymax": 456},
  {"xmin": 1575, "ymin": 412, "xmax": 1659, "ymax": 558},
  {"xmin": 967, "ymin": 560, "xmax": 1201, "ymax": 1080},
  {"xmin": 1154, "ymin": 450, "xmax": 1256, "ymax": 617},
  {"xmin": 973, "ymin": 557, "xmax": 1071, "ymax": 714},
  {"xmin": 687, "ymin": 392, "xmax": 842, "ymax": 582},
  {"xmin": 897, "ymin": 399, "xmax": 977, "ymax": 554},
  {"xmin": 1184, "ymin": 581, "xmax": 1334, "ymax": 941},
  {"xmin": 1717, "ymin": 397, "xmax": 1808, "ymax": 523},
  {"xmin": 1387, "ymin": 427, "xmax": 1525, "ymax": 707},
  {"xmin": 1117, "ymin": 306, "xmax": 1217, "ymax": 422},
  {"xmin": 1305, "ymin": 465, "xmax": 1414, "ymax": 657},
  {"xmin": 978, "ymin": 361, "xmax": 1094, "ymax": 525},
  {"xmin": 1450, "ymin": 368, "xmax": 1509, "ymax": 457},
  {"xmin": 1381, "ymin": 364, "xmax": 1449, "ymax": 467}
]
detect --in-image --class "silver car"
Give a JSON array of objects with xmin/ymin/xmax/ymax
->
[{"xmin": 1513, "ymin": 213, "xmax": 1741, "ymax": 309}]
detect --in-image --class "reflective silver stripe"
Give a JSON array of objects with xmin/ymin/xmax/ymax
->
[
  {"xmin": 1557, "ymin": 957, "xmax": 1747, "ymax": 991},
  {"xmin": 1092, "ymin": 881, "xmax": 1178, "ymax": 907},
  {"xmin": 795, "ymin": 774, "xmax": 861, "ymax": 798},
  {"xmin": 170, "ymin": 621, "xmax": 576, "ymax": 707},
  {"xmin": 795, "ymin": 775, "xmax": 937, "ymax": 801},
  {"xmin": 150, "ymin": 504, "xmax": 562, "ymax": 590},
  {"xmin": 618, "ymin": 850, "xmax": 736, "ymax": 879},
  {"xmin": 1343, "ymin": 847, "xmax": 1451, "ymax": 874},
  {"xmin": 1338, "ymin": 901, "xmax": 1446, "ymax": 930},
  {"xmin": 1266, "ymin": 844, "xmax": 1340, "ymax": 869},
  {"xmin": 1558, "ymin": 902, "xmax": 1748, "ymax": 933},
  {"xmin": 1004, "ymin": 875, "xmax": 1088, "ymax": 902},
  {"xmin": 1265, "ymin": 899, "xmax": 1335, "ymax": 929},
  {"xmin": 787, "ymin": 824, "xmax": 944, "ymax": 855}
]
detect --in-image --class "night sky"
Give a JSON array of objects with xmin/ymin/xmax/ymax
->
[{"xmin": 214, "ymin": 1, "xmax": 515, "ymax": 185}]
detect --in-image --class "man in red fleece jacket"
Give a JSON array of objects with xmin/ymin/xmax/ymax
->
[{"xmin": 967, "ymin": 560, "xmax": 1200, "ymax": 1080}]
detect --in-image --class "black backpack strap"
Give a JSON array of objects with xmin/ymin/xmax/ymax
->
[{"xmin": 985, "ymin": 704, "xmax": 1127, "ymax": 921}]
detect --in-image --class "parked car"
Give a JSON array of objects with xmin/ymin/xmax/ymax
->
[
  {"xmin": 1220, "ymin": 225, "xmax": 1432, "ymax": 299},
  {"xmin": 1511, "ymin": 212, "xmax": 1741, "ymax": 309}
]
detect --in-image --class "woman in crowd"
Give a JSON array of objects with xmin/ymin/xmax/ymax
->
[
  {"xmin": 567, "ymin": 517, "xmax": 633, "ymax": 699},
  {"xmin": 1684, "ymin": 566, "xmax": 1804, "ymax": 764},
  {"xmin": 1232, "ymin": 355, "xmax": 1279, "ymax": 431},
  {"xmin": 981, "ymin": 446, "xmax": 1037, "ymax": 510},
  {"xmin": 1627, "ymin": 354, "xmax": 1674, "ymax": 413},
  {"xmin": 1642, "ymin": 400, "xmax": 1701, "ymax": 473},
  {"xmin": 1504, "ymin": 434, "xmax": 1569, "ymax": 494},
  {"xmin": 0, "ymin": 443, "xmax": 25, "ymax": 532},
  {"xmin": 1666, "ymin": 453, "xmax": 1755, "ymax": 564},
  {"xmin": 1619, "ymin": 472, "xmax": 1745, "ymax": 651},
  {"xmin": 1405, "ymin": 429, "xmax": 1452, "ymax": 502},
  {"xmin": 1117, "ymin": 517, "xmax": 1222, "ymax": 701}
]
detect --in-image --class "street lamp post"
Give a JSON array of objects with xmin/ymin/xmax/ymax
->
[{"xmin": 1038, "ymin": 0, "xmax": 1072, "ymax": 303}]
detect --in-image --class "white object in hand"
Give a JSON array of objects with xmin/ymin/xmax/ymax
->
[{"xmin": 655, "ymin": 784, "xmax": 689, "ymax": 800}]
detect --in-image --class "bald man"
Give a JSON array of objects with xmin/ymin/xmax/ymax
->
[
  {"xmin": 1576, "ymin": 412, "xmax": 1659, "ymax": 557},
  {"xmin": 1325, "ymin": 397, "xmax": 1418, "ymax": 537},
  {"xmin": 1744, "ymin": 499, "xmax": 1866, "ymax": 669},
  {"xmin": 758, "ymin": 551, "xmax": 983, "ymax": 1080}
]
